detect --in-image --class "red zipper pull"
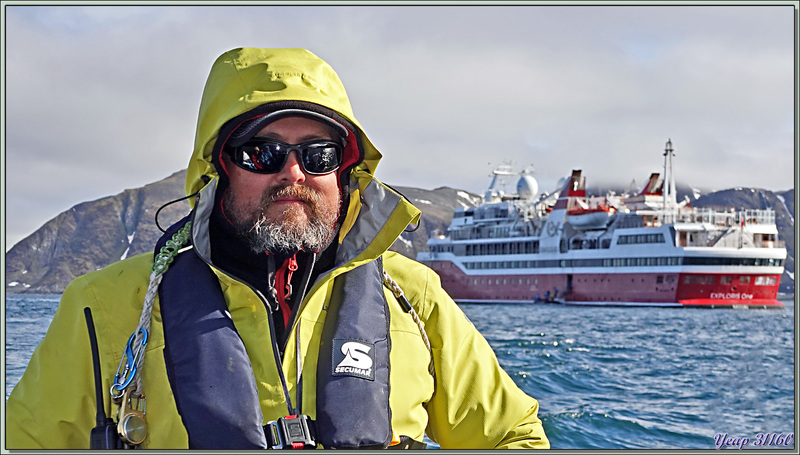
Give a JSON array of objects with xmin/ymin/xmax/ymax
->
[{"xmin": 285, "ymin": 255, "xmax": 298, "ymax": 299}]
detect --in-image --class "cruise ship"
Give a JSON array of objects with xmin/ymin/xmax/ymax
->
[{"xmin": 416, "ymin": 140, "xmax": 786, "ymax": 308}]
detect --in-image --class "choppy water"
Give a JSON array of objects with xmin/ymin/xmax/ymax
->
[{"xmin": 5, "ymin": 294, "xmax": 795, "ymax": 449}]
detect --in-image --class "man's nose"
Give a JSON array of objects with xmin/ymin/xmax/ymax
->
[{"xmin": 278, "ymin": 151, "xmax": 306, "ymax": 184}]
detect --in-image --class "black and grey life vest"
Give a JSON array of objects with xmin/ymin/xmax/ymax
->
[{"xmin": 155, "ymin": 219, "xmax": 419, "ymax": 449}]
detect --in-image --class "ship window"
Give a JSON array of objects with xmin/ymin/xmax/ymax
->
[
  {"xmin": 720, "ymin": 276, "xmax": 733, "ymax": 284},
  {"xmin": 739, "ymin": 276, "xmax": 751, "ymax": 284},
  {"xmin": 755, "ymin": 276, "xmax": 777, "ymax": 285},
  {"xmin": 684, "ymin": 275, "xmax": 715, "ymax": 284},
  {"xmin": 656, "ymin": 275, "xmax": 664, "ymax": 284}
]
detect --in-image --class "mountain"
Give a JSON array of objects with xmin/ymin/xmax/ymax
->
[
  {"xmin": 4, "ymin": 170, "xmax": 479, "ymax": 294},
  {"xmin": 5, "ymin": 172, "xmax": 794, "ymax": 295},
  {"xmin": 6, "ymin": 170, "xmax": 190, "ymax": 294}
]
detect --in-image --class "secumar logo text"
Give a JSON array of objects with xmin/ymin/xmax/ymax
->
[{"xmin": 332, "ymin": 339, "xmax": 375, "ymax": 381}]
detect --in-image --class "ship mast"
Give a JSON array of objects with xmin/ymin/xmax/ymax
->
[
  {"xmin": 485, "ymin": 164, "xmax": 516, "ymax": 203},
  {"xmin": 662, "ymin": 139, "xmax": 677, "ymax": 211}
]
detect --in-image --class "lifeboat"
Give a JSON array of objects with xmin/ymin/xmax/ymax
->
[{"xmin": 566, "ymin": 205, "xmax": 615, "ymax": 229}]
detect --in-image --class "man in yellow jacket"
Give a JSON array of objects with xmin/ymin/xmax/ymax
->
[{"xmin": 6, "ymin": 48, "xmax": 549, "ymax": 450}]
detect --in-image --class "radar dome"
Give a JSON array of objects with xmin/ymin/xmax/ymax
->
[{"xmin": 517, "ymin": 175, "xmax": 539, "ymax": 200}]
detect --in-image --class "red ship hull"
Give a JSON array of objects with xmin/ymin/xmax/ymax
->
[{"xmin": 424, "ymin": 259, "xmax": 783, "ymax": 309}]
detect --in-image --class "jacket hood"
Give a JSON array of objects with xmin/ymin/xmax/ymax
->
[
  {"xmin": 185, "ymin": 48, "xmax": 420, "ymax": 267},
  {"xmin": 186, "ymin": 48, "xmax": 382, "ymax": 199}
]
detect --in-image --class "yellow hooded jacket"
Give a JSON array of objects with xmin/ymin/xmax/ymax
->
[{"xmin": 6, "ymin": 48, "xmax": 549, "ymax": 449}]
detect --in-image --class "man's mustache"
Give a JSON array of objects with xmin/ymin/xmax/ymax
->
[{"xmin": 262, "ymin": 184, "xmax": 321, "ymax": 206}]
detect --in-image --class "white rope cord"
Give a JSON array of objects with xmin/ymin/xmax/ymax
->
[
  {"xmin": 131, "ymin": 271, "xmax": 162, "ymax": 396},
  {"xmin": 126, "ymin": 222, "xmax": 193, "ymax": 398},
  {"xmin": 382, "ymin": 270, "xmax": 435, "ymax": 379}
]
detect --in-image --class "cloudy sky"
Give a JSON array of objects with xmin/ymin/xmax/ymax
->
[{"xmin": 3, "ymin": 4, "xmax": 796, "ymax": 250}]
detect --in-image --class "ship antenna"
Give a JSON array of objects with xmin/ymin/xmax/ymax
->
[{"xmin": 662, "ymin": 139, "xmax": 677, "ymax": 212}]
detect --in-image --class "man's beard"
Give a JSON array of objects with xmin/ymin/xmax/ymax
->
[{"xmin": 224, "ymin": 184, "xmax": 341, "ymax": 255}]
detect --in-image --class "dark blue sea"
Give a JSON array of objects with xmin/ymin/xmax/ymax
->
[{"xmin": 5, "ymin": 294, "xmax": 796, "ymax": 450}]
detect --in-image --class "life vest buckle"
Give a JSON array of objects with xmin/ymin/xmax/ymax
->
[{"xmin": 265, "ymin": 414, "xmax": 317, "ymax": 449}]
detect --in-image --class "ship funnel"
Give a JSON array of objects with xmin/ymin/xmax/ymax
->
[
  {"xmin": 553, "ymin": 170, "xmax": 585, "ymax": 210},
  {"xmin": 640, "ymin": 173, "xmax": 662, "ymax": 196}
]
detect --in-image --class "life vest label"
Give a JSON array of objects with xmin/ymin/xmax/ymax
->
[{"xmin": 332, "ymin": 339, "xmax": 375, "ymax": 381}]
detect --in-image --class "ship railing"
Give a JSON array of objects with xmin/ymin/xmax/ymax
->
[
  {"xmin": 755, "ymin": 239, "xmax": 786, "ymax": 249},
  {"xmin": 658, "ymin": 208, "xmax": 777, "ymax": 227},
  {"xmin": 739, "ymin": 209, "xmax": 776, "ymax": 226}
]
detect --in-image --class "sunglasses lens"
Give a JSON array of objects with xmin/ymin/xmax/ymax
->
[
  {"xmin": 238, "ymin": 143, "xmax": 286, "ymax": 173},
  {"xmin": 302, "ymin": 144, "xmax": 341, "ymax": 175}
]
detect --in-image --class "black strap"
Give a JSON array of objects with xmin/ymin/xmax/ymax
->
[
  {"xmin": 315, "ymin": 258, "xmax": 393, "ymax": 449},
  {"xmin": 389, "ymin": 436, "xmax": 427, "ymax": 450},
  {"xmin": 158, "ymin": 218, "xmax": 268, "ymax": 449}
]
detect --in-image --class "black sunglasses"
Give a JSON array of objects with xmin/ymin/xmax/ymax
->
[{"xmin": 226, "ymin": 137, "xmax": 343, "ymax": 175}]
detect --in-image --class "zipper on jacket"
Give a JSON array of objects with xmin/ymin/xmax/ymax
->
[{"xmin": 281, "ymin": 252, "xmax": 317, "ymax": 352}]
